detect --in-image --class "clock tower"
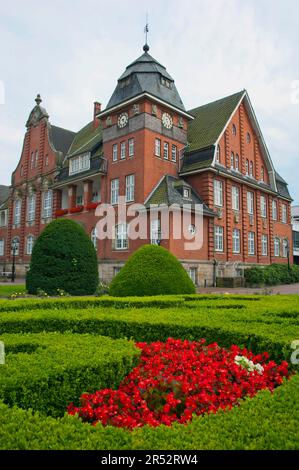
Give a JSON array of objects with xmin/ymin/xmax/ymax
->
[{"xmin": 97, "ymin": 44, "xmax": 194, "ymax": 204}]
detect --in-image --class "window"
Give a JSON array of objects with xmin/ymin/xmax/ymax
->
[
  {"xmin": 112, "ymin": 144, "xmax": 118, "ymax": 162},
  {"xmin": 31, "ymin": 152, "xmax": 35, "ymax": 169},
  {"xmin": 120, "ymin": 142, "xmax": 126, "ymax": 160},
  {"xmin": 282, "ymin": 239, "xmax": 288, "ymax": 258},
  {"xmin": 115, "ymin": 223, "xmax": 128, "ymax": 250},
  {"xmin": 171, "ymin": 145, "xmax": 177, "ymax": 162},
  {"xmin": 45, "ymin": 155, "xmax": 49, "ymax": 167},
  {"xmin": 0, "ymin": 210, "xmax": 7, "ymax": 227},
  {"xmin": 91, "ymin": 228, "xmax": 97, "ymax": 250},
  {"xmin": 92, "ymin": 191, "xmax": 100, "ymax": 203},
  {"xmin": 189, "ymin": 267, "xmax": 198, "ymax": 285},
  {"xmin": 246, "ymin": 132, "xmax": 251, "ymax": 144},
  {"xmin": 260, "ymin": 195, "xmax": 267, "ymax": 218},
  {"xmin": 262, "ymin": 234, "xmax": 268, "ymax": 256},
  {"xmin": 248, "ymin": 232, "xmax": 255, "ymax": 255},
  {"xmin": 20, "ymin": 165, "xmax": 24, "ymax": 177},
  {"xmin": 69, "ymin": 153, "xmax": 90, "ymax": 174},
  {"xmin": 293, "ymin": 231, "xmax": 299, "ymax": 251},
  {"xmin": 235, "ymin": 154, "xmax": 239, "ymax": 171},
  {"xmin": 0, "ymin": 239, "xmax": 4, "ymax": 256},
  {"xmin": 216, "ymin": 145, "xmax": 220, "ymax": 163},
  {"xmin": 43, "ymin": 190, "xmax": 52, "ymax": 218},
  {"xmin": 111, "ymin": 178, "xmax": 119, "ymax": 205},
  {"xmin": 274, "ymin": 237, "xmax": 280, "ymax": 257},
  {"xmin": 113, "ymin": 266, "xmax": 122, "ymax": 277},
  {"xmin": 232, "ymin": 124, "xmax": 237, "ymax": 136},
  {"xmin": 230, "ymin": 152, "xmax": 234, "ymax": 169},
  {"xmin": 272, "ymin": 200, "xmax": 277, "ymax": 220},
  {"xmin": 35, "ymin": 150, "xmax": 39, "ymax": 168},
  {"xmin": 76, "ymin": 195, "xmax": 83, "ymax": 206},
  {"xmin": 26, "ymin": 235, "xmax": 34, "ymax": 255},
  {"xmin": 11, "ymin": 237, "xmax": 20, "ymax": 256},
  {"xmin": 155, "ymin": 138, "xmax": 161, "ymax": 157},
  {"xmin": 282, "ymin": 204, "xmax": 287, "ymax": 223},
  {"xmin": 246, "ymin": 159, "xmax": 249, "ymax": 176},
  {"xmin": 233, "ymin": 229, "xmax": 241, "ymax": 254},
  {"xmin": 163, "ymin": 142, "xmax": 169, "ymax": 160},
  {"xmin": 14, "ymin": 199, "xmax": 21, "ymax": 225},
  {"xmin": 125, "ymin": 174, "xmax": 135, "ymax": 202},
  {"xmin": 151, "ymin": 219, "xmax": 161, "ymax": 245},
  {"xmin": 261, "ymin": 166, "xmax": 264, "ymax": 181},
  {"xmin": 183, "ymin": 188, "xmax": 191, "ymax": 199},
  {"xmin": 232, "ymin": 186, "xmax": 240, "ymax": 211},
  {"xmin": 214, "ymin": 226, "xmax": 224, "ymax": 252},
  {"xmin": 247, "ymin": 191, "xmax": 254, "ymax": 214},
  {"xmin": 214, "ymin": 180, "xmax": 223, "ymax": 207},
  {"xmin": 249, "ymin": 161, "xmax": 254, "ymax": 177},
  {"xmin": 128, "ymin": 138, "xmax": 134, "ymax": 157},
  {"xmin": 27, "ymin": 194, "xmax": 36, "ymax": 222}
]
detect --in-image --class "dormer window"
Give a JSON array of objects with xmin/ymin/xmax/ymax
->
[
  {"xmin": 161, "ymin": 77, "xmax": 171, "ymax": 88},
  {"xmin": 183, "ymin": 187, "xmax": 191, "ymax": 199},
  {"xmin": 120, "ymin": 77, "xmax": 131, "ymax": 88},
  {"xmin": 69, "ymin": 153, "xmax": 90, "ymax": 175}
]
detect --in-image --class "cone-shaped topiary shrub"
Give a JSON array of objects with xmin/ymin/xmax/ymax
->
[
  {"xmin": 26, "ymin": 219, "xmax": 99, "ymax": 295},
  {"xmin": 109, "ymin": 244, "xmax": 196, "ymax": 297}
]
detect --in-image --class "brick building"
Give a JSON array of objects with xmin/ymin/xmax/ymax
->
[{"xmin": 0, "ymin": 45, "xmax": 293, "ymax": 285}]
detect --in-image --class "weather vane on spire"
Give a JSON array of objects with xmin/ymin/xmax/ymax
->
[{"xmin": 143, "ymin": 13, "xmax": 149, "ymax": 52}]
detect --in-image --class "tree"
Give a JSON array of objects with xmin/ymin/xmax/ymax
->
[
  {"xmin": 109, "ymin": 244, "xmax": 196, "ymax": 297},
  {"xmin": 26, "ymin": 219, "xmax": 98, "ymax": 295}
]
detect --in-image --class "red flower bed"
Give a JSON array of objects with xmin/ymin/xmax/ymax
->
[
  {"xmin": 55, "ymin": 209, "xmax": 68, "ymax": 217},
  {"xmin": 69, "ymin": 205, "xmax": 83, "ymax": 214},
  {"xmin": 67, "ymin": 338, "xmax": 289, "ymax": 429},
  {"xmin": 86, "ymin": 202, "xmax": 100, "ymax": 211}
]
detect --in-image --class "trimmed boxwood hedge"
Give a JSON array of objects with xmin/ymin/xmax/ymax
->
[
  {"xmin": 26, "ymin": 218, "xmax": 99, "ymax": 296},
  {"xmin": 109, "ymin": 245, "xmax": 196, "ymax": 296},
  {"xmin": 0, "ymin": 374, "xmax": 298, "ymax": 450},
  {"xmin": 245, "ymin": 263, "xmax": 299, "ymax": 286},
  {"xmin": 0, "ymin": 333, "xmax": 139, "ymax": 417}
]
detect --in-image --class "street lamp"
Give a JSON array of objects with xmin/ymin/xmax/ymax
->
[
  {"xmin": 11, "ymin": 239, "xmax": 18, "ymax": 283},
  {"xmin": 287, "ymin": 240, "xmax": 291, "ymax": 272}
]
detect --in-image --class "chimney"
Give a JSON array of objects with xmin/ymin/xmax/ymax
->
[{"xmin": 93, "ymin": 101, "xmax": 101, "ymax": 129}]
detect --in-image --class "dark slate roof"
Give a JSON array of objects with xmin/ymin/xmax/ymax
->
[
  {"xmin": 105, "ymin": 49, "xmax": 186, "ymax": 112},
  {"xmin": 180, "ymin": 91, "xmax": 245, "ymax": 174},
  {"xmin": 49, "ymin": 125, "xmax": 76, "ymax": 155},
  {"xmin": 145, "ymin": 175, "xmax": 215, "ymax": 217},
  {"xmin": 0, "ymin": 185, "xmax": 9, "ymax": 206},
  {"xmin": 275, "ymin": 172, "xmax": 292, "ymax": 200},
  {"xmin": 67, "ymin": 121, "xmax": 102, "ymax": 158}
]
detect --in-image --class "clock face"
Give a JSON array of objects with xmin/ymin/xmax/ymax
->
[
  {"xmin": 118, "ymin": 112, "xmax": 129, "ymax": 128},
  {"xmin": 162, "ymin": 112, "xmax": 173, "ymax": 129}
]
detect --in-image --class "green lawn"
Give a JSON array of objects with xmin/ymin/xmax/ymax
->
[
  {"xmin": 0, "ymin": 294, "xmax": 298, "ymax": 450},
  {"xmin": 0, "ymin": 284, "xmax": 26, "ymax": 298}
]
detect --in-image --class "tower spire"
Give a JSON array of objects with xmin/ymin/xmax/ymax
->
[{"xmin": 143, "ymin": 13, "xmax": 149, "ymax": 52}]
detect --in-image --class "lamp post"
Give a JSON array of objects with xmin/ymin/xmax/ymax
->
[
  {"xmin": 11, "ymin": 239, "xmax": 18, "ymax": 283},
  {"xmin": 287, "ymin": 240, "xmax": 291, "ymax": 272}
]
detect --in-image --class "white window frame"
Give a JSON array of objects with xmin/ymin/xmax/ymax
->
[
  {"xmin": 125, "ymin": 174, "xmax": 135, "ymax": 202},
  {"xmin": 235, "ymin": 154, "xmax": 239, "ymax": 171},
  {"xmin": 247, "ymin": 191, "xmax": 254, "ymax": 215},
  {"xmin": 214, "ymin": 226, "xmax": 224, "ymax": 252},
  {"xmin": 163, "ymin": 142, "xmax": 169, "ymax": 160},
  {"xmin": 115, "ymin": 223, "xmax": 128, "ymax": 250},
  {"xmin": 0, "ymin": 238, "xmax": 4, "ymax": 256},
  {"xmin": 111, "ymin": 178, "xmax": 119, "ymax": 205},
  {"xmin": 128, "ymin": 138, "xmax": 134, "ymax": 157},
  {"xmin": 120, "ymin": 142, "xmax": 126, "ymax": 160},
  {"xmin": 155, "ymin": 138, "xmax": 161, "ymax": 157},
  {"xmin": 216, "ymin": 145, "xmax": 220, "ymax": 163},
  {"xmin": 189, "ymin": 267, "xmax": 198, "ymax": 285},
  {"xmin": 282, "ymin": 204, "xmax": 287, "ymax": 223},
  {"xmin": 272, "ymin": 200, "xmax": 277, "ymax": 220},
  {"xmin": 26, "ymin": 235, "xmax": 34, "ymax": 255},
  {"xmin": 43, "ymin": 190, "xmax": 52, "ymax": 219},
  {"xmin": 282, "ymin": 239, "xmax": 288, "ymax": 258},
  {"xmin": 214, "ymin": 180, "xmax": 223, "ymax": 207},
  {"xmin": 232, "ymin": 186, "xmax": 240, "ymax": 211},
  {"xmin": 261, "ymin": 234, "xmax": 268, "ymax": 256},
  {"xmin": 246, "ymin": 160, "xmax": 249, "ymax": 176},
  {"xmin": 151, "ymin": 219, "xmax": 161, "ymax": 245},
  {"xmin": 274, "ymin": 237, "xmax": 280, "ymax": 257},
  {"xmin": 232, "ymin": 229, "xmax": 240, "ymax": 254},
  {"xmin": 230, "ymin": 152, "xmax": 234, "ymax": 169},
  {"xmin": 248, "ymin": 232, "xmax": 255, "ymax": 255},
  {"xmin": 112, "ymin": 144, "xmax": 118, "ymax": 162},
  {"xmin": 69, "ymin": 153, "xmax": 90, "ymax": 175},
  {"xmin": 14, "ymin": 199, "xmax": 22, "ymax": 225},
  {"xmin": 171, "ymin": 145, "xmax": 177, "ymax": 162},
  {"xmin": 27, "ymin": 194, "xmax": 36, "ymax": 222},
  {"xmin": 260, "ymin": 195, "xmax": 267, "ymax": 218},
  {"xmin": 250, "ymin": 161, "xmax": 254, "ymax": 177}
]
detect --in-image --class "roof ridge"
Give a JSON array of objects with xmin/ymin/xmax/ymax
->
[
  {"xmin": 51, "ymin": 124, "xmax": 76, "ymax": 135},
  {"xmin": 188, "ymin": 90, "xmax": 245, "ymax": 114}
]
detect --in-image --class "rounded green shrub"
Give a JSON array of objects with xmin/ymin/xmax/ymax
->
[
  {"xmin": 26, "ymin": 219, "xmax": 98, "ymax": 295},
  {"xmin": 109, "ymin": 244, "xmax": 196, "ymax": 297}
]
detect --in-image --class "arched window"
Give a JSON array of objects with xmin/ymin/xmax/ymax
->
[
  {"xmin": 26, "ymin": 235, "xmax": 34, "ymax": 255},
  {"xmin": 27, "ymin": 194, "xmax": 36, "ymax": 222},
  {"xmin": 115, "ymin": 223, "xmax": 128, "ymax": 250},
  {"xmin": 232, "ymin": 124, "xmax": 237, "ymax": 136},
  {"xmin": 42, "ymin": 190, "xmax": 52, "ymax": 219},
  {"xmin": 246, "ymin": 159, "xmax": 249, "ymax": 176},
  {"xmin": 230, "ymin": 152, "xmax": 234, "ymax": 169},
  {"xmin": 250, "ymin": 161, "xmax": 254, "ymax": 177},
  {"xmin": 91, "ymin": 228, "xmax": 97, "ymax": 250},
  {"xmin": 246, "ymin": 132, "xmax": 251, "ymax": 144},
  {"xmin": 235, "ymin": 154, "xmax": 239, "ymax": 171},
  {"xmin": 216, "ymin": 145, "xmax": 220, "ymax": 163},
  {"xmin": 11, "ymin": 237, "xmax": 20, "ymax": 256}
]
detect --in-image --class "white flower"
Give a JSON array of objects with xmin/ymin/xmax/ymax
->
[{"xmin": 234, "ymin": 355, "xmax": 264, "ymax": 374}]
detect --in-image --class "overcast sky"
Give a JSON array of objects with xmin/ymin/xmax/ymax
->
[{"xmin": 0, "ymin": 0, "xmax": 298, "ymax": 203}]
